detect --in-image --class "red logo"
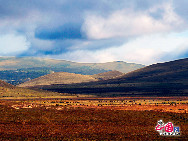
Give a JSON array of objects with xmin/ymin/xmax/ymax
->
[
  {"xmin": 156, "ymin": 122, "xmax": 173, "ymax": 132},
  {"xmin": 155, "ymin": 120, "xmax": 180, "ymax": 136}
]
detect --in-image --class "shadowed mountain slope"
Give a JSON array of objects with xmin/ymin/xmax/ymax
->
[
  {"xmin": 37, "ymin": 58, "xmax": 188, "ymax": 97},
  {"xmin": 105, "ymin": 58, "xmax": 188, "ymax": 83}
]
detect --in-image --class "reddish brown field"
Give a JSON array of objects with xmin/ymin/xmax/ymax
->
[
  {"xmin": 0, "ymin": 97, "xmax": 187, "ymax": 140},
  {"xmin": 10, "ymin": 96, "xmax": 187, "ymax": 113}
]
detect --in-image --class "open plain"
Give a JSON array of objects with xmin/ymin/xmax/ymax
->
[{"xmin": 0, "ymin": 96, "xmax": 187, "ymax": 140}]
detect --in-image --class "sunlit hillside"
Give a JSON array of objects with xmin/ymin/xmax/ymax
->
[
  {"xmin": 18, "ymin": 72, "xmax": 98, "ymax": 88},
  {"xmin": 0, "ymin": 80, "xmax": 65, "ymax": 98}
]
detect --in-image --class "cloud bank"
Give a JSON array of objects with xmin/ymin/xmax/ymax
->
[
  {"xmin": 0, "ymin": 0, "xmax": 187, "ymax": 65},
  {"xmin": 83, "ymin": 2, "xmax": 184, "ymax": 39}
]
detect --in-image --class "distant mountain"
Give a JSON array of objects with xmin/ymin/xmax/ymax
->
[
  {"xmin": 38, "ymin": 58, "xmax": 188, "ymax": 96},
  {"xmin": 0, "ymin": 57, "xmax": 144, "ymax": 85},
  {"xmin": 79, "ymin": 61, "xmax": 144, "ymax": 74},
  {"xmin": 18, "ymin": 72, "xmax": 97, "ymax": 88},
  {"xmin": 91, "ymin": 70, "xmax": 124, "ymax": 80}
]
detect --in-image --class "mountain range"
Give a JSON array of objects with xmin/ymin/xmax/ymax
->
[
  {"xmin": 0, "ymin": 57, "xmax": 187, "ymax": 97},
  {"xmin": 0, "ymin": 57, "xmax": 144, "ymax": 85},
  {"xmin": 31, "ymin": 58, "xmax": 188, "ymax": 97}
]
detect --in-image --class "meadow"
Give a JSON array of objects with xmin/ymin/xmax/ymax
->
[{"xmin": 0, "ymin": 97, "xmax": 187, "ymax": 140}]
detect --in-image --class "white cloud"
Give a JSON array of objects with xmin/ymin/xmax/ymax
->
[
  {"xmin": 0, "ymin": 33, "xmax": 30, "ymax": 56},
  {"xmin": 52, "ymin": 32, "xmax": 188, "ymax": 65},
  {"xmin": 52, "ymin": 50, "xmax": 116, "ymax": 63},
  {"xmin": 83, "ymin": 2, "xmax": 185, "ymax": 39},
  {"xmin": 101, "ymin": 33, "xmax": 188, "ymax": 65}
]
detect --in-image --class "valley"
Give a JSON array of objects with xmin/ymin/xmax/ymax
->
[
  {"xmin": 0, "ymin": 57, "xmax": 187, "ymax": 140},
  {"xmin": 2, "ymin": 0, "xmax": 188, "ymax": 140}
]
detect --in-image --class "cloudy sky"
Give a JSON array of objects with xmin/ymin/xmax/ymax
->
[{"xmin": 0, "ymin": 0, "xmax": 188, "ymax": 65}]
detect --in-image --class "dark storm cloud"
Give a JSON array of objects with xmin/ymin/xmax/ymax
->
[
  {"xmin": 19, "ymin": 39, "xmax": 74, "ymax": 56},
  {"xmin": 35, "ymin": 23, "xmax": 84, "ymax": 40}
]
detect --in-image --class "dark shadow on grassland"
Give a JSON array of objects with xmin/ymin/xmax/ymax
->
[{"xmin": 40, "ymin": 82, "xmax": 187, "ymax": 97}]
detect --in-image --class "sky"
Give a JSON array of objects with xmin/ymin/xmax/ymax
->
[{"xmin": 0, "ymin": 0, "xmax": 188, "ymax": 65}]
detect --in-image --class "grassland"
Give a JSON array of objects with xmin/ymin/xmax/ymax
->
[
  {"xmin": 0, "ymin": 97, "xmax": 187, "ymax": 140},
  {"xmin": 10, "ymin": 97, "xmax": 188, "ymax": 113},
  {"xmin": 0, "ymin": 79, "xmax": 95, "ymax": 101},
  {"xmin": 0, "ymin": 85, "xmax": 68, "ymax": 98}
]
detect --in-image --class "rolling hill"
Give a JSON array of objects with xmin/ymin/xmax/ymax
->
[
  {"xmin": 0, "ymin": 57, "xmax": 144, "ymax": 85},
  {"xmin": 36, "ymin": 58, "xmax": 188, "ymax": 97},
  {"xmin": 0, "ymin": 79, "xmax": 65, "ymax": 98},
  {"xmin": 18, "ymin": 70, "xmax": 124, "ymax": 88},
  {"xmin": 18, "ymin": 72, "xmax": 98, "ymax": 88}
]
